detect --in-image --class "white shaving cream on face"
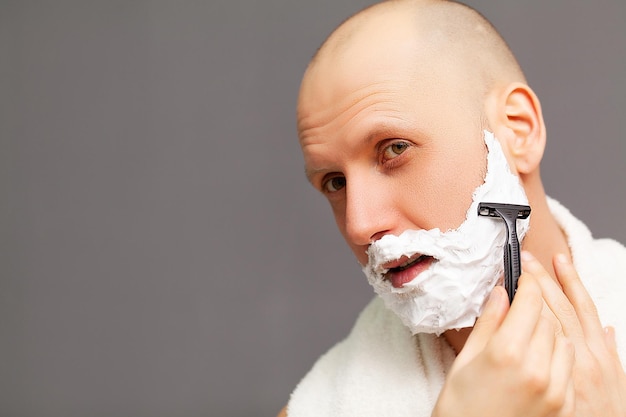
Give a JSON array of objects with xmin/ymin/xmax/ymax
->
[{"xmin": 362, "ymin": 131, "xmax": 530, "ymax": 335}]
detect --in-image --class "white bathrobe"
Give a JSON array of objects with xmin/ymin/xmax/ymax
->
[{"xmin": 287, "ymin": 199, "xmax": 626, "ymax": 417}]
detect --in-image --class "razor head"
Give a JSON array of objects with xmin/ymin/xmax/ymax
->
[{"xmin": 478, "ymin": 202, "xmax": 531, "ymax": 219}]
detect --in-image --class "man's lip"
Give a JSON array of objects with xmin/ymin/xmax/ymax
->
[
  {"xmin": 384, "ymin": 255, "xmax": 434, "ymax": 288},
  {"xmin": 382, "ymin": 253, "xmax": 425, "ymax": 270}
]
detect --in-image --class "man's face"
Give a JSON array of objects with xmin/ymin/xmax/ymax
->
[{"xmin": 297, "ymin": 34, "xmax": 488, "ymax": 268}]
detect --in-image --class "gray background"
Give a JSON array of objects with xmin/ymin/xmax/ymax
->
[{"xmin": 1, "ymin": 1, "xmax": 624, "ymax": 416}]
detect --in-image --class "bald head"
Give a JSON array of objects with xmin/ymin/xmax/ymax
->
[{"xmin": 301, "ymin": 0, "xmax": 525, "ymax": 125}]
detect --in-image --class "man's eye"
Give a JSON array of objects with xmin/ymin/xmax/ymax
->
[
  {"xmin": 323, "ymin": 176, "xmax": 346, "ymax": 193},
  {"xmin": 382, "ymin": 141, "xmax": 410, "ymax": 160}
]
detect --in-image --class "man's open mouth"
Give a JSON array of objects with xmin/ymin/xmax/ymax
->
[{"xmin": 382, "ymin": 254, "xmax": 435, "ymax": 288}]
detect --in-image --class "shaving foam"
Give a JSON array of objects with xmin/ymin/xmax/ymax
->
[{"xmin": 362, "ymin": 131, "xmax": 530, "ymax": 335}]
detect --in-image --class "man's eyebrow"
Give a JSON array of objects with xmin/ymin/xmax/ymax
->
[{"xmin": 304, "ymin": 166, "xmax": 325, "ymax": 184}]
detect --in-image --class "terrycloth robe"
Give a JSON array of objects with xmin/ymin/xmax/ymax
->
[{"xmin": 287, "ymin": 198, "xmax": 626, "ymax": 417}]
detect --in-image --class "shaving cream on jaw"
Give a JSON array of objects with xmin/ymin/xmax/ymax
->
[{"xmin": 362, "ymin": 131, "xmax": 530, "ymax": 335}]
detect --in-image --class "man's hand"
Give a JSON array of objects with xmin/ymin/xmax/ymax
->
[
  {"xmin": 432, "ymin": 272, "xmax": 575, "ymax": 417},
  {"xmin": 524, "ymin": 251, "xmax": 626, "ymax": 417},
  {"xmin": 432, "ymin": 252, "xmax": 626, "ymax": 417}
]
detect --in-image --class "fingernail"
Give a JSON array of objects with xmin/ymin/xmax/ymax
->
[
  {"xmin": 520, "ymin": 250, "xmax": 534, "ymax": 261},
  {"xmin": 604, "ymin": 326, "xmax": 617, "ymax": 349},
  {"xmin": 487, "ymin": 286, "xmax": 505, "ymax": 307},
  {"xmin": 555, "ymin": 253, "xmax": 570, "ymax": 264}
]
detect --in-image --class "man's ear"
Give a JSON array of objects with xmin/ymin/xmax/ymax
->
[{"xmin": 488, "ymin": 83, "xmax": 546, "ymax": 175}]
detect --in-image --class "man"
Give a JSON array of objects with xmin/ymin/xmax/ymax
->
[{"xmin": 280, "ymin": 1, "xmax": 626, "ymax": 416}]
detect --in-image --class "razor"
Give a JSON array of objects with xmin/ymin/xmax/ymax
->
[{"xmin": 478, "ymin": 202, "xmax": 531, "ymax": 304}]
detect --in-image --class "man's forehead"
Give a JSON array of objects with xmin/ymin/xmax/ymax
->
[
  {"xmin": 297, "ymin": 25, "xmax": 426, "ymax": 128},
  {"xmin": 297, "ymin": 44, "xmax": 453, "ymax": 146}
]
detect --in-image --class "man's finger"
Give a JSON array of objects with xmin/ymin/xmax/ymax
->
[
  {"xmin": 553, "ymin": 253, "xmax": 604, "ymax": 344},
  {"xmin": 496, "ymin": 272, "xmax": 545, "ymax": 346},
  {"xmin": 460, "ymin": 285, "xmax": 508, "ymax": 359},
  {"xmin": 521, "ymin": 251, "xmax": 586, "ymax": 346}
]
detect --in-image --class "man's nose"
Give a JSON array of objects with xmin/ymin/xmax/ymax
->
[{"xmin": 343, "ymin": 179, "xmax": 395, "ymax": 246}]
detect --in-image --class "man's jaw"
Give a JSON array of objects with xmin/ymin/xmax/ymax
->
[{"xmin": 382, "ymin": 253, "xmax": 435, "ymax": 288}]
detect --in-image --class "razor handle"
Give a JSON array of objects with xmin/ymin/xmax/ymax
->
[
  {"xmin": 478, "ymin": 203, "xmax": 531, "ymax": 304},
  {"xmin": 503, "ymin": 221, "xmax": 520, "ymax": 304}
]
